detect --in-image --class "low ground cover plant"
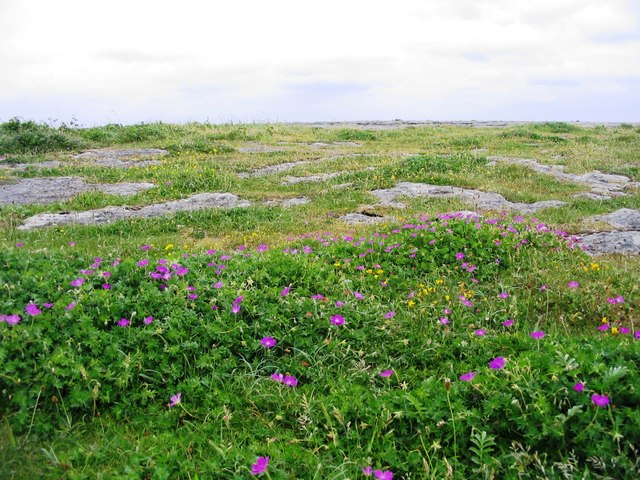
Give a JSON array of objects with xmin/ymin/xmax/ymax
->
[{"xmin": 1, "ymin": 211, "xmax": 638, "ymax": 478}]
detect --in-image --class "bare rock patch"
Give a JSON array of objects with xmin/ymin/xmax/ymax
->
[
  {"xmin": 0, "ymin": 177, "xmax": 155, "ymax": 206},
  {"xmin": 371, "ymin": 182, "xmax": 567, "ymax": 213},
  {"xmin": 238, "ymin": 142, "xmax": 286, "ymax": 153},
  {"xmin": 579, "ymin": 231, "xmax": 640, "ymax": 255},
  {"xmin": 487, "ymin": 156, "xmax": 639, "ymax": 198},
  {"xmin": 237, "ymin": 160, "xmax": 312, "ymax": 178},
  {"xmin": 18, "ymin": 193, "xmax": 251, "ymax": 230}
]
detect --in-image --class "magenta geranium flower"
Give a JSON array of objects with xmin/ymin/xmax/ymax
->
[
  {"xmin": 598, "ymin": 324, "xmax": 610, "ymax": 331},
  {"xmin": 335, "ymin": 301, "xmax": 345, "ymax": 307},
  {"xmin": 330, "ymin": 314, "xmax": 345, "ymax": 326},
  {"xmin": 379, "ymin": 370, "xmax": 394, "ymax": 378},
  {"xmin": 137, "ymin": 259, "xmax": 149, "ymax": 267},
  {"xmin": 530, "ymin": 331, "xmax": 545, "ymax": 339},
  {"xmin": 591, "ymin": 394, "xmax": 610, "ymax": 407},
  {"xmin": 374, "ymin": 470, "xmax": 393, "ymax": 480},
  {"xmin": 474, "ymin": 329, "xmax": 486, "ymax": 336},
  {"xmin": 455, "ymin": 252, "xmax": 465, "ymax": 260},
  {"xmin": 362, "ymin": 466, "xmax": 373, "ymax": 476},
  {"xmin": 5, "ymin": 314, "xmax": 21, "ymax": 325},
  {"xmin": 567, "ymin": 281, "xmax": 579, "ymax": 289},
  {"xmin": 498, "ymin": 292, "xmax": 509, "ymax": 299},
  {"xmin": 231, "ymin": 296, "xmax": 244, "ymax": 314},
  {"xmin": 66, "ymin": 302, "xmax": 76, "ymax": 311},
  {"xmin": 168, "ymin": 392, "xmax": 181, "ymax": 407},
  {"xmin": 71, "ymin": 278, "xmax": 85, "ymax": 287},
  {"xmin": 502, "ymin": 319, "xmax": 514, "ymax": 327},
  {"xmin": 383, "ymin": 311, "xmax": 396, "ymax": 319},
  {"xmin": 260, "ymin": 337, "xmax": 276, "ymax": 348},
  {"xmin": 281, "ymin": 285, "xmax": 291, "ymax": 297},
  {"xmin": 573, "ymin": 382, "xmax": 585, "ymax": 392},
  {"xmin": 144, "ymin": 316, "xmax": 154, "ymax": 325},
  {"xmin": 25, "ymin": 303, "xmax": 41, "ymax": 317},
  {"xmin": 353, "ymin": 291, "xmax": 364, "ymax": 300},
  {"xmin": 117, "ymin": 318, "xmax": 130, "ymax": 327},
  {"xmin": 251, "ymin": 456, "xmax": 269, "ymax": 475},
  {"xmin": 283, "ymin": 375, "xmax": 298, "ymax": 387},
  {"xmin": 459, "ymin": 371, "xmax": 476, "ymax": 382},
  {"xmin": 489, "ymin": 357, "xmax": 506, "ymax": 370}
]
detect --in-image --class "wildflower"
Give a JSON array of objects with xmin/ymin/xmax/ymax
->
[
  {"xmin": 574, "ymin": 382, "xmax": 585, "ymax": 392},
  {"xmin": 66, "ymin": 302, "xmax": 76, "ymax": 311},
  {"xmin": 611, "ymin": 327, "xmax": 619, "ymax": 334},
  {"xmin": 530, "ymin": 331, "xmax": 545, "ymax": 339},
  {"xmin": 539, "ymin": 284, "xmax": 548, "ymax": 291},
  {"xmin": 619, "ymin": 327, "xmax": 630, "ymax": 334},
  {"xmin": 188, "ymin": 294, "xmax": 198, "ymax": 300},
  {"xmin": 231, "ymin": 296, "xmax": 244, "ymax": 314},
  {"xmin": 283, "ymin": 375, "xmax": 298, "ymax": 387},
  {"xmin": 354, "ymin": 291, "xmax": 364, "ymax": 300},
  {"xmin": 251, "ymin": 456, "xmax": 269, "ymax": 475},
  {"xmin": 335, "ymin": 301, "xmax": 345, "ymax": 308},
  {"xmin": 330, "ymin": 314, "xmax": 345, "ymax": 326},
  {"xmin": 383, "ymin": 311, "xmax": 396, "ymax": 319},
  {"xmin": 117, "ymin": 318, "xmax": 130, "ymax": 327},
  {"xmin": 168, "ymin": 392, "xmax": 181, "ymax": 407},
  {"xmin": 635, "ymin": 331, "xmax": 640, "ymax": 340},
  {"xmin": 311, "ymin": 294, "xmax": 326, "ymax": 300},
  {"xmin": 140, "ymin": 245, "xmax": 151, "ymax": 251},
  {"xmin": 43, "ymin": 303, "xmax": 53, "ymax": 308},
  {"xmin": 213, "ymin": 281, "xmax": 223, "ymax": 289},
  {"xmin": 489, "ymin": 357, "xmax": 506, "ymax": 370},
  {"xmin": 144, "ymin": 316, "xmax": 154, "ymax": 325},
  {"xmin": 443, "ymin": 308, "xmax": 451, "ymax": 315},
  {"xmin": 607, "ymin": 296, "xmax": 625, "ymax": 304},
  {"xmin": 591, "ymin": 394, "xmax": 610, "ymax": 407},
  {"xmin": 597, "ymin": 324, "xmax": 610, "ymax": 332},
  {"xmin": 71, "ymin": 278, "xmax": 85, "ymax": 287},
  {"xmin": 374, "ymin": 470, "xmax": 393, "ymax": 480},
  {"xmin": 6, "ymin": 314, "xmax": 21, "ymax": 325},
  {"xmin": 439, "ymin": 317, "xmax": 449, "ymax": 325},
  {"xmin": 455, "ymin": 252, "xmax": 465, "ymax": 260},
  {"xmin": 102, "ymin": 283, "xmax": 111, "ymax": 290},
  {"xmin": 459, "ymin": 372, "xmax": 476, "ymax": 382},
  {"xmin": 362, "ymin": 466, "xmax": 373, "ymax": 475},
  {"xmin": 261, "ymin": 337, "xmax": 277, "ymax": 348},
  {"xmin": 137, "ymin": 259, "xmax": 149, "ymax": 267},
  {"xmin": 503, "ymin": 319, "xmax": 514, "ymax": 327},
  {"xmin": 498, "ymin": 292, "xmax": 509, "ymax": 299},
  {"xmin": 281, "ymin": 285, "xmax": 291, "ymax": 297},
  {"xmin": 25, "ymin": 303, "xmax": 41, "ymax": 317},
  {"xmin": 379, "ymin": 370, "xmax": 394, "ymax": 378},
  {"xmin": 256, "ymin": 244, "xmax": 269, "ymax": 252},
  {"xmin": 271, "ymin": 373, "xmax": 284, "ymax": 382},
  {"xmin": 567, "ymin": 281, "xmax": 579, "ymax": 289},
  {"xmin": 474, "ymin": 329, "xmax": 486, "ymax": 336}
]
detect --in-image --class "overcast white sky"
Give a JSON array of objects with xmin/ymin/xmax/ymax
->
[{"xmin": 1, "ymin": 0, "xmax": 639, "ymax": 125}]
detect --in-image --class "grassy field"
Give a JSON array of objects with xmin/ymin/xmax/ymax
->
[{"xmin": 1, "ymin": 120, "xmax": 639, "ymax": 479}]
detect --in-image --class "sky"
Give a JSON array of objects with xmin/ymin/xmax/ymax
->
[{"xmin": 1, "ymin": 0, "xmax": 639, "ymax": 125}]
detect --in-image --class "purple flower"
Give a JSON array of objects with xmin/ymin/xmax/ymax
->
[
  {"xmin": 374, "ymin": 470, "xmax": 393, "ymax": 480},
  {"xmin": 530, "ymin": 330, "xmax": 545, "ymax": 339},
  {"xmin": 66, "ymin": 302, "xmax": 76, "ymax": 311},
  {"xmin": 43, "ymin": 303, "xmax": 54, "ymax": 309},
  {"xmin": 439, "ymin": 317, "xmax": 450, "ymax": 325},
  {"xmin": 281, "ymin": 285, "xmax": 291, "ymax": 297},
  {"xmin": 619, "ymin": 327, "xmax": 630, "ymax": 334},
  {"xmin": 598, "ymin": 324, "xmax": 610, "ymax": 332},
  {"xmin": 311, "ymin": 294, "xmax": 326, "ymax": 300},
  {"xmin": 489, "ymin": 357, "xmax": 506, "ymax": 370},
  {"xmin": 169, "ymin": 392, "xmax": 181, "ymax": 407},
  {"xmin": 140, "ymin": 245, "xmax": 151, "ymax": 251},
  {"xmin": 498, "ymin": 292, "xmax": 509, "ymax": 299},
  {"xmin": 502, "ymin": 319, "xmax": 514, "ymax": 327},
  {"xmin": 137, "ymin": 259, "xmax": 149, "ymax": 267},
  {"xmin": 330, "ymin": 314, "xmax": 345, "ymax": 326},
  {"xmin": 271, "ymin": 373, "xmax": 284, "ymax": 382},
  {"xmin": 102, "ymin": 271, "xmax": 112, "ymax": 278},
  {"xmin": 591, "ymin": 394, "xmax": 610, "ymax": 407},
  {"xmin": 567, "ymin": 281, "xmax": 580, "ymax": 289},
  {"xmin": 261, "ymin": 337, "xmax": 276, "ymax": 348},
  {"xmin": 117, "ymin": 318, "xmax": 130, "ymax": 327},
  {"xmin": 256, "ymin": 244, "xmax": 269, "ymax": 252},
  {"xmin": 5, "ymin": 314, "xmax": 21, "ymax": 325},
  {"xmin": 25, "ymin": 303, "xmax": 41, "ymax": 317},
  {"xmin": 455, "ymin": 252, "xmax": 465, "ymax": 260},
  {"xmin": 188, "ymin": 294, "xmax": 198, "ymax": 300},
  {"xmin": 379, "ymin": 370, "xmax": 394, "ymax": 378},
  {"xmin": 474, "ymin": 329, "xmax": 486, "ymax": 336},
  {"xmin": 213, "ymin": 281, "xmax": 223, "ymax": 289},
  {"xmin": 102, "ymin": 283, "xmax": 111, "ymax": 290},
  {"xmin": 335, "ymin": 301, "xmax": 345, "ymax": 308},
  {"xmin": 71, "ymin": 278, "xmax": 85, "ymax": 287},
  {"xmin": 144, "ymin": 316, "xmax": 154, "ymax": 325},
  {"xmin": 251, "ymin": 456, "xmax": 269, "ymax": 475},
  {"xmin": 283, "ymin": 375, "xmax": 298, "ymax": 387},
  {"xmin": 459, "ymin": 371, "xmax": 476, "ymax": 382},
  {"xmin": 635, "ymin": 331, "xmax": 640, "ymax": 340},
  {"xmin": 353, "ymin": 291, "xmax": 364, "ymax": 300},
  {"xmin": 15, "ymin": 242, "xmax": 24, "ymax": 247},
  {"xmin": 362, "ymin": 466, "xmax": 373, "ymax": 476},
  {"xmin": 573, "ymin": 382, "xmax": 585, "ymax": 392},
  {"xmin": 383, "ymin": 311, "xmax": 396, "ymax": 319},
  {"xmin": 539, "ymin": 284, "xmax": 548, "ymax": 291},
  {"xmin": 607, "ymin": 295, "xmax": 625, "ymax": 304},
  {"xmin": 231, "ymin": 296, "xmax": 244, "ymax": 314}
]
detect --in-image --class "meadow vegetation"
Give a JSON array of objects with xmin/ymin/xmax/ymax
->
[{"xmin": 1, "ymin": 119, "xmax": 639, "ymax": 478}]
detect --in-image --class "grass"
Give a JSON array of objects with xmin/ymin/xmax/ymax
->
[{"xmin": 1, "ymin": 120, "xmax": 639, "ymax": 479}]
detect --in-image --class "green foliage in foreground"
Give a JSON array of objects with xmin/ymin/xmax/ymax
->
[{"xmin": 1, "ymin": 214, "xmax": 639, "ymax": 479}]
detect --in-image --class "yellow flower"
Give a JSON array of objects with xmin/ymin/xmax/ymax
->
[
  {"xmin": 601, "ymin": 316, "xmax": 608, "ymax": 324},
  {"xmin": 408, "ymin": 300, "xmax": 416, "ymax": 308},
  {"xmin": 435, "ymin": 279, "xmax": 444, "ymax": 285},
  {"xmin": 445, "ymin": 295, "xmax": 450, "ymax": 301},
  {"xmin": 590, "ymin": 262, "xmax": 600, "ymax": 270},
  {"xmin": 377, "ymin": 269, "xmax": 384, "ymax": 275},
  {"xmin": 611, "ymin": 327, "xmax": 619, "ymax": 334},
  {"xmin": 334, "ymin": 262, "xmax": 341, "ymax": 267},
  {"xmin": 164, "ymin": 244, "xmax": 174, "ymax": 251}
]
